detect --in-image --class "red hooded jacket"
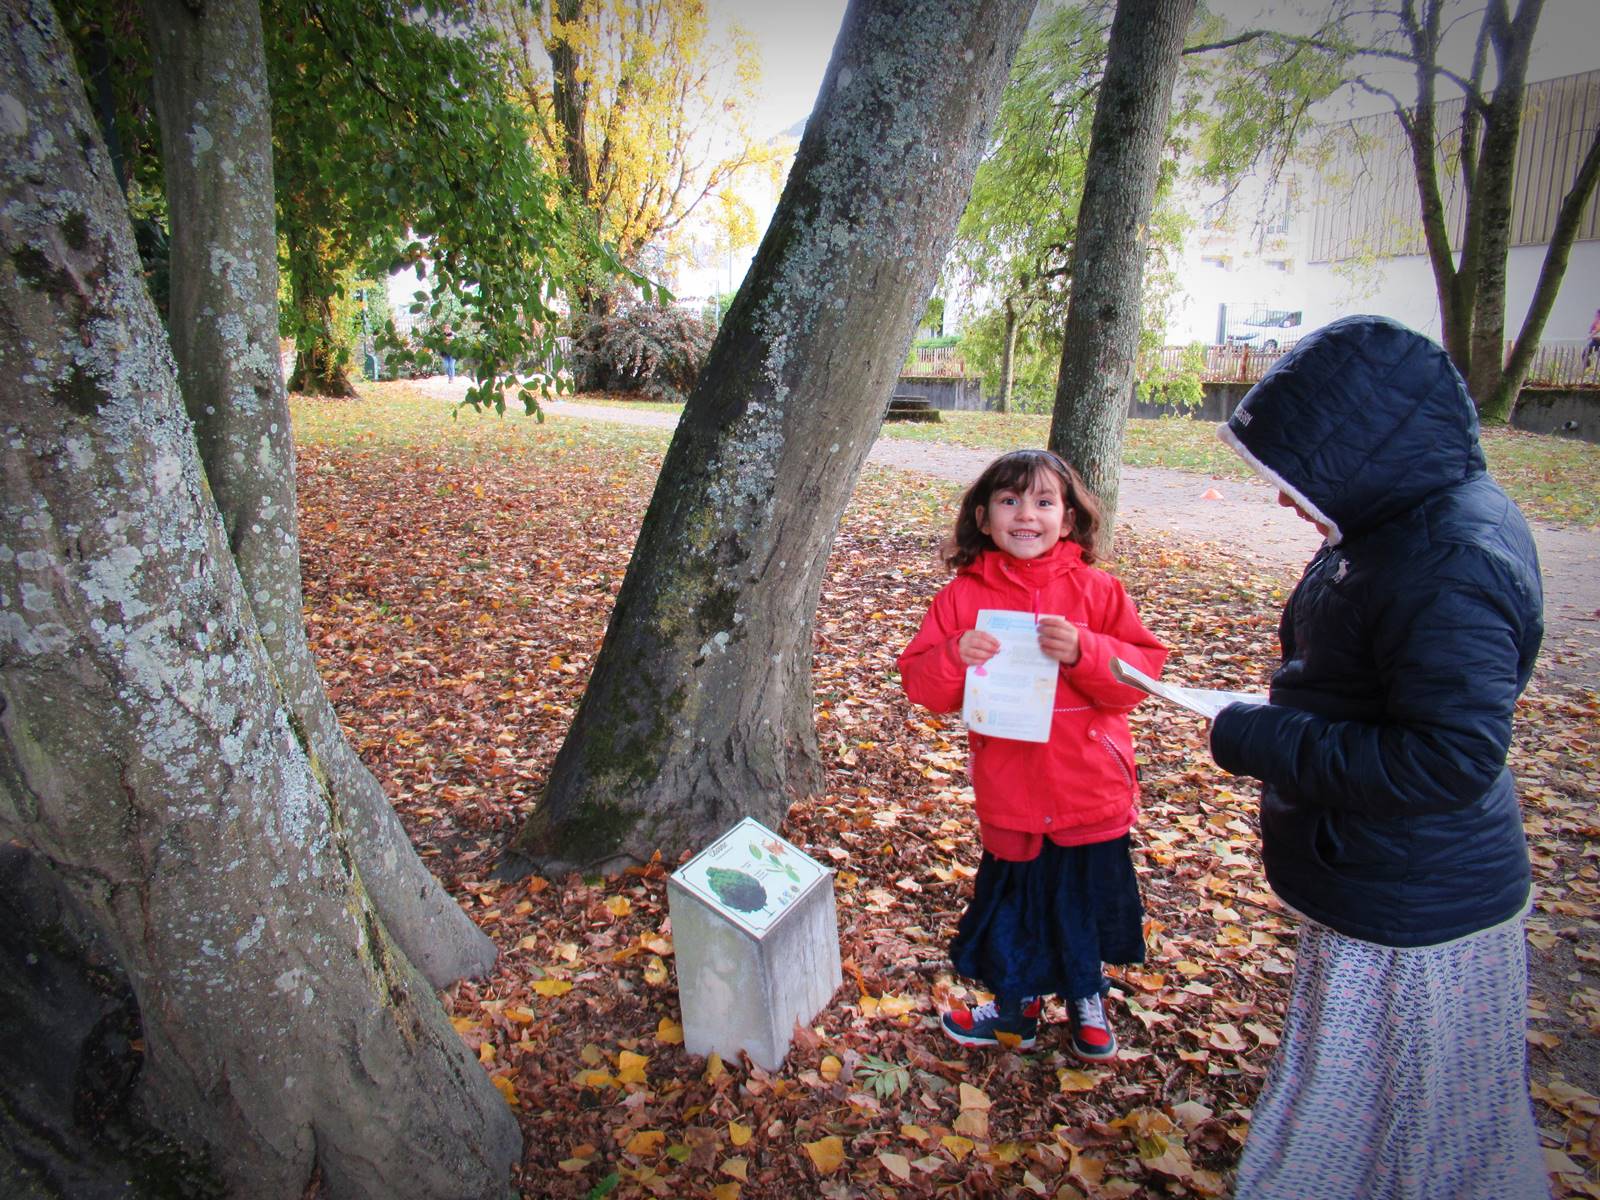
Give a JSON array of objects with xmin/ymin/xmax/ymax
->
[{"xmin": 897, "ymin": 541, "xmax": 1167, "ymax": 845}]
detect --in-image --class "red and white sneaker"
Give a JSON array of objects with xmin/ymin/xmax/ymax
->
[
  {"xmin": 940, "ymin": 997, "xmax": 1042, "ymax": 1049},
  {"xmin": 1067, "ymin": 992, "xmax": 1118, "ymax": 1061}
]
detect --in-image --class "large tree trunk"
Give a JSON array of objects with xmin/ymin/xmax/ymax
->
[
  {"xmin": 504, "ymin": 0, "xmax": 1036, "ymax": 876},
  {"xmin": 0, "ymin": 5, "xmax": 519, "ymax": 1197},
  {"xmin": 284, "ymin": 220, "xmax": 358, "ymax": 397},
  {"xmin": 145, "ymin": 0, "xmax": 496, "ymax": 989},
  {"xmin": 1047, "ymin": 0, "xmax": 1195, "ymax": 552},
  {"xmin": 1462, "ymin": 0, "xmax": 1541, "ymax": 413}
]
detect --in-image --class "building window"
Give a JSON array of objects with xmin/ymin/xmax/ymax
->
[
  {"xmin": 1201, "ymin": 255, "xmax": 1231, "ymax": 271},
  {"xmin": 1266, "ymin": 258, "xmax": 1292, "ymax": 273}
]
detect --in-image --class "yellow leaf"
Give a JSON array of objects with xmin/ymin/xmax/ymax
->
[
  {"xmin": 803, "ymin": 1136, "xmax": 847, "ymax": 1174},
  {"xmin": 879, "ymin": 1151, "xmax": 912, "ymax": 1182},
  {"xmin": 941, "ymin": 1134, "xmax": 975, "ymax": 1161},
  {"xmin": 901, "ymin": 1123, "xmax": 930, "ymax": 1142},
  {"xmin": 490, "ymin": 1075, "xmax": 518, "ymax": 1106},
  {"xmin": 953, "ymin": 1109, "xmax": 989, "ymax": 1139},
  {"xmin": 531, "ymin": 979, "xmax": 573, "ymax": 997},
  {"xmin": 555, "ymin": 942, "xmax": 580, "ymax": 962},
  {"xmin": 705, "ymin": 1052, "xmax": 727, "ymax": 1083},
  {"xmin": 712, "ymin": 1184, "xmax": 740, "ymax": 1200},
  {"xmin": 1059, "ymin": 1068, "xmax": 1103, "ymax": 1092},
  {"xmin": 858, "ymin": 994, "xmax": 879, "ymax": 1017},
  {"xmin": 624, "ymin": 1130, "xmax": 665, "ymax": 1157},
  {"xmin": 450, "ymin": 1016, "xmax": 478, "ymax": 1034},
  {"xmin": 606, "ymin": 895, "xmax": 631, "ymax": 918},
  {"xmin": 643, "ymin": 955, "xmax": 669, "ymax": 986},
  {"xmin": 477, "ymin": 1042, "xmax": 496, "ymax": 1064},
  {"xmin": 656, "ymin": 1017, "xmax": 684, "ymax": 1044},
  {"xmin": 719, "ymin": 1155, "xmax": 748, "ymax": 1181},
  {"xmin": 558, "ymin": 1157, "xmax": 589, "ymax": 1172},
  {"xmin": 504, "ymin": 1006, "xmax": 536, "ymax": 1025},
  {"xmin": 574, "ymin": 1069, "xmax": 614, "ymax": 1088},
  {"xmin": 877, "ymin": 992, "xmax": 917, "ymax": 1017},
  {"xmin": 728, "ymin": 1120, "xmax": 752, "ymax": 1147},
  {"xmin": 958, "ymin": 1082, "xmax": 991, "ymax": 1110},
  {"xmin": 819, "ymin": 1054, "xmax": 842, "ymax": 1082},
  {"xmin": 1528, "ymin": 1029, "xmax": 1562, "ymax": 1049},
  {"xmin": 617, "ymin": 1050, "xmax": 649, "ymax": 1084}
]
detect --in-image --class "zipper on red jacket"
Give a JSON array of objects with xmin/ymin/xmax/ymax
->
[{"xmin": 1089, "ymin": 728, "xmax": 1136, "ymax": 792}]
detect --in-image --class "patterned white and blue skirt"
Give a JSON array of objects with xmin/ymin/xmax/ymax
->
[{"xmin": 1234, "ymin": 905, "xmax": 1550, "ymax": 1200}]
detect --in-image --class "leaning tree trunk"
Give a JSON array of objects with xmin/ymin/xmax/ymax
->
[
  {"xmin": 145, "ymin": 0, "xmax": 496, "ymax": 988},
  {"xmin": 1048, "ymin": 0, "xmax": 1195, "ymax": 553},
  {"xmin": 505, "ymin": 0, "xmax": 1037, "ymax": 876},
  {"xmin": 0, "ymin": 6, "xmax": 519, "ymax": 1197}
]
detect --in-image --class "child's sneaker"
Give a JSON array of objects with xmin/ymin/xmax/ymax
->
[
  {"xmin": 1067, "ymin": 992, "xmax": 1118, "ymax": 1061},
  {"xmin": 941, "ymin": 997, "xmax": 1040, "ymax": 1049}
]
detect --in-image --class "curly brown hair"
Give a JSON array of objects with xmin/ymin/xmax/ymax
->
[{"xmin": 942, "ymin": 449, "xmax": 1102, "ymax": 569}]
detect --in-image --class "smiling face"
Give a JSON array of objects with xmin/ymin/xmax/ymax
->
[{"xmin": 979, "ymin": 471, "xmax": 1069, "ymax": 560}]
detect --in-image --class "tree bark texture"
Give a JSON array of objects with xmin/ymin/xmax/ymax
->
[
  {"xmin": 0, "ymin": 5, "xmax": 520, "ymax": 1196},
  {"xmin": 144, "ymin": 0, "xmax": 496, "ymax": 990},
  {"xmin": 1, "ymin": 846, "xmax": 221, "ymax": 1198},
  {"xmin": 508, "ymin": 0, "xmax": 1036, "ymax": 875},
  {"xmin": 1048, "ymin": 0, "xmax": 1195, "ymax": 551}
]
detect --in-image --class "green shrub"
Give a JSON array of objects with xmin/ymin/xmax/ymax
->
[{"xmin": 570, "ymin": 303, "xmax": 715, "ymax": 403}]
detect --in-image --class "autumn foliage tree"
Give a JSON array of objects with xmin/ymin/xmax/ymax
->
[{"xmin": 488, "ymin": 0, "xmax": 773, "ymax": 320}]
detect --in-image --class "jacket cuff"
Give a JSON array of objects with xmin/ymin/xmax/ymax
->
[{"xmin": 1209, "ymin": 701, "xmax": 1253, "ymax": 775}]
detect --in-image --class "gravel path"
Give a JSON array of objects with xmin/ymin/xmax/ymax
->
[{"xmin": 423, "ymin": 385, "xmax": 1598, "ymax": 687}]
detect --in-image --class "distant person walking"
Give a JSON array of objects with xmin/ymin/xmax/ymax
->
[
  {"xmin": 440, "ymin": 324, "xmax": 457, "ymax": 382},
  {"xmin": 1584, "ymin": 307, "xmax": 1600, "ymax": 370}
]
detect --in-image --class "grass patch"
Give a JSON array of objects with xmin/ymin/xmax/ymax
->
[{"xmin": 310, "ymin": 385, "xmax": 1600, "ymax": 528}]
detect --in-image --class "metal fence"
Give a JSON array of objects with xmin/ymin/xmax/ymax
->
[{"xmin": 1140, "ymin": 340, "xmax": 1598, "ymax": 389}]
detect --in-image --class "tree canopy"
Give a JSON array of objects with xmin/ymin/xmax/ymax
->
[{"xmin": 487, "ymin": 0, "xmax": 775, "ymax": 318}]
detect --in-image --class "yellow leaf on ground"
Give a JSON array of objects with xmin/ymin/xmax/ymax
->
[
  {"xmin": 819, "ymin": 1054, "xmax": 842, "ymax": 1082},
  {"xmin": 941, "ymin": 1134, "xmax": 975, "ymax": 1161},
  {"xmin": 450, "ymin": 1016, "xmax": 479, "ymax": 1034},
  {"xmin": 643, "ymin": 956, "xmax": 669, "ymax": 986},
  {"xmin": 617, "ymin": 1050, "xmax": 649, "ymax": 1084},
  {"xmin": 656, "ymin": 1017, "xmax": 683, "ymax": 1044},
  {"xmin": 901, "ymin": 1123, "xmax": 930, "ymax": 1143},
  {"xmin": 477, "ymin": 1042, "xmax": 495, "ymax": 1064},
  {"xmin": 574, "ymin": 1069, "xmax": 614, "ymax": 1088},
  {"xmin": 1058, "ymin": 1068, "xmax": 1104, "ymax": 1092},
  {"xmin": 531, "ymin": 978, "xmax": 572, "ymax": 997},
  {"xmin": 712, "ymin": 1183, "xmax": 741, "ymax": 1200},
  {"xmin": 720, "ymin": 1156, "xmax": 748, "ymax": 1181},
  {"xmin": 803, "ymin": 1136, "xmax": 846, "ymax": 1174},
  {"xmin": 879, "ymin": 1152, "xmax": 912, "ymax": 1181},
  {"xmin": 1528, "ymin": 1029, "xmax": 1562, "ymax": 1049},
  {"xmin": 490, "ymin": 1075, "xmax": 518, "ymax": 1107},
  {"xmin": 728, "ymin": 1120, "xmax": 752, "ymax": 1147},
  {"xmin": 504, "ymin": 1006, "xmax": 536, "ymax": 1025},
  {"xmin": 953, "ymin": 1109, "xmax": 989, "ymax": 1139},
  {"xmin": 877, "ymin": 993, "xmax": 917, "ymax": 1017},
  {"xmin": 705, "ymin": 1052, "xmax": 727, "ymax": 1083},
  {"xmin": 605, "ymin": 895, "xmax": 631, "ymax": 917},
  {"xmin": 624, "ymin": 1130, "xmax": 665, "ymax": 1157},
  {"xmin": 958, "ymin": 1082, "xmax": 991, "ymax": 1110}
]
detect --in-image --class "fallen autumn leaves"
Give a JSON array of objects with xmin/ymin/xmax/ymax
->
[{"xmin": 294, "ymin": 388, "xmax": 1599, "ymax": 1199}]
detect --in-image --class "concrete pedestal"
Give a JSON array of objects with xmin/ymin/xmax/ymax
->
[{"xmin": 667, "ymin": 818, "xmax": 841, "ymax": 1071}]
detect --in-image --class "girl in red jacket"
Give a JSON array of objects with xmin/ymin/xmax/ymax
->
[{"xmin": 898, "ymin": 450, "xmax": 1166, "ymax": 1059}]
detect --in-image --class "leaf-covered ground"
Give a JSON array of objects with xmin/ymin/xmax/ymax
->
[{"xmin": 293, "ymin": 388, "xmax": 1599, "ymax": 1199}]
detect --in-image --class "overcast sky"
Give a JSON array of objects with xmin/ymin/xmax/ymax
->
[{"xmin": 710, "ymin": 0, "xmax": 1599, "ymax": 140}]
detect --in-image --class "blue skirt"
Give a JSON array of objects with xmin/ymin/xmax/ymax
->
[{"xmin": 949, "ymin": 835, "xmax": 1144, "ymax": 1004}]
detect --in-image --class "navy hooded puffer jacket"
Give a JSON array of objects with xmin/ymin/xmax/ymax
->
[{"xmin": 1209, "ymin": 316, "xmax": 1543, "ymax": 948}]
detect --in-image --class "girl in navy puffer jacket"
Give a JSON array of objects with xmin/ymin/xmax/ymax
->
[
  {"xmin": 899, "ymin": 450, "xmax": 1166, "ymax": 1060},
  {"xmin": 1209, "ymin": 317, "xmax": 1548, "ymax": 1200}
]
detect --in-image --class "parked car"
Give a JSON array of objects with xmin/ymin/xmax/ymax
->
[{"xmin": 1226, "ymin": 308, "xmax": 1303, "ymax": 351}]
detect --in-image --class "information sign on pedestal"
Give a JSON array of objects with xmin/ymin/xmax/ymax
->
[{"xmin": 667, "ymin": 817, "xmax": 841, "ymax": 1071}]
